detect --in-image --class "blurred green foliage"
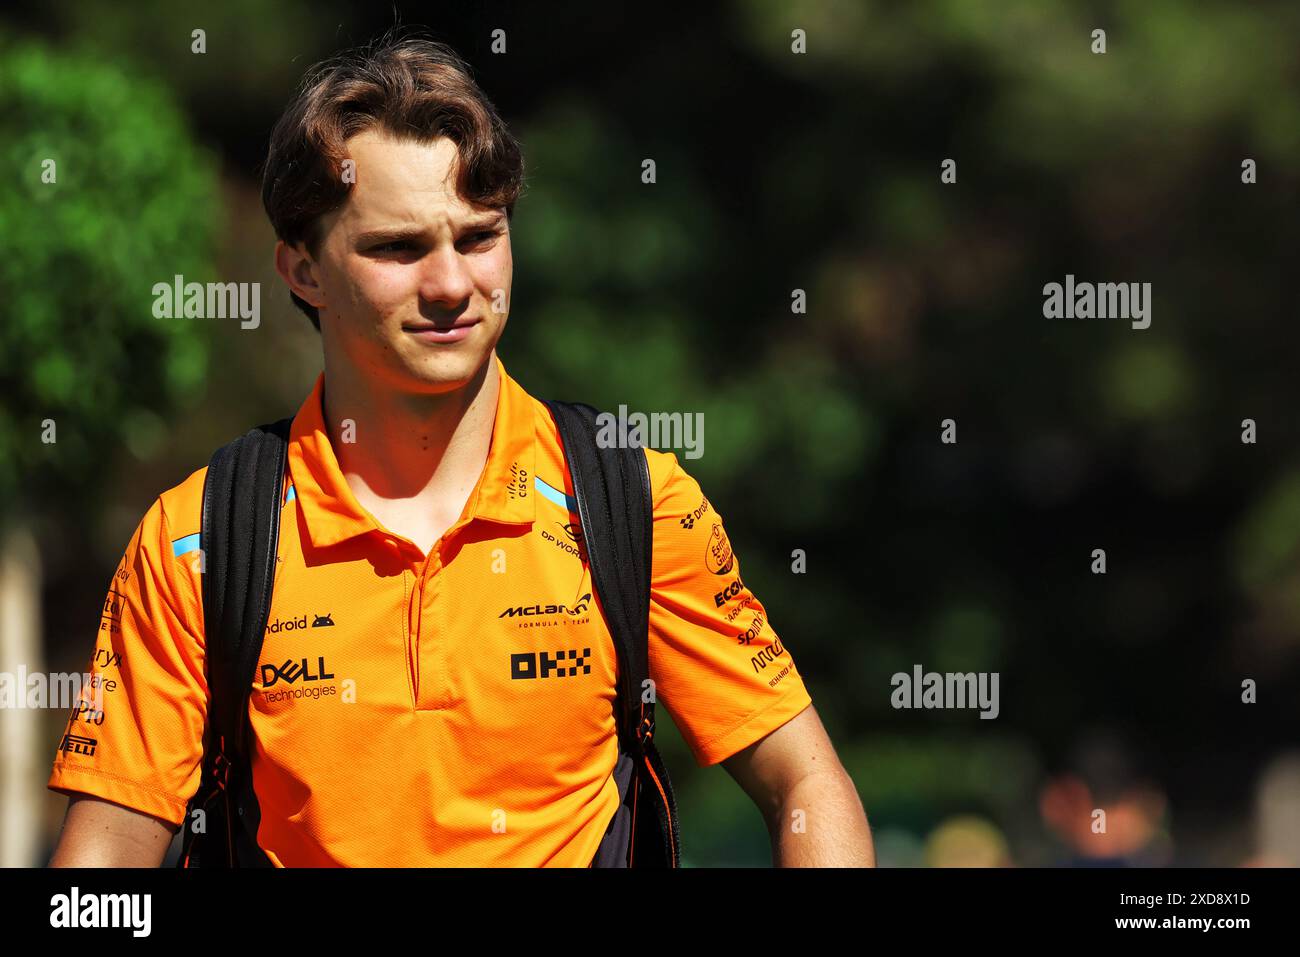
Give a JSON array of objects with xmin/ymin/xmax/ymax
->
[{"xmin": 0, "ymin": 38, "xmax": 219, "ymax": 527}]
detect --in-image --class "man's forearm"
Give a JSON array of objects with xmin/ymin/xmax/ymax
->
[{"xmin": 768, "ymin": 768, "xmax": 875, "ymax": 867}]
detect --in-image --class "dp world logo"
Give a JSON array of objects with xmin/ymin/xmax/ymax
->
[{"xmin": 680, "ymin": 498, "xmax": 711, "ymax": 530}]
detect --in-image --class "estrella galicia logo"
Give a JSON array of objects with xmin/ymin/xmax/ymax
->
[
  {"xmin": 260, "ymin": 657, "xmax": 335, "ymax": 686},
  {"xmin": 705, "ymin": 523, "xmax": 734, "ymax": 575},
  {"xmin": 498, "ymin": 593, "xmax": 592, "ymax": 624},
  {"xmin": 510, "ymin": 648, "xmax": 593, "ymax": 680}
]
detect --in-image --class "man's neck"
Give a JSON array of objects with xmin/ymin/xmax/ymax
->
[{"xmin": 319, "ymin": 353, "xmax": 501, "ymax": 547}]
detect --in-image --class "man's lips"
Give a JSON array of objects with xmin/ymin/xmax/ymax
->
[{"xmin": 402, "ymin": 318, "xmax": 481, "ymax": 341}]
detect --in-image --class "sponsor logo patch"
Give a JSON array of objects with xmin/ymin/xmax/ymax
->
[{"xmin": 705, "ymin": 523, "xmax": 734, "ymax": 575}]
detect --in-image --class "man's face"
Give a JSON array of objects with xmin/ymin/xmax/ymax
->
[{"xmin": 295, "ymin": 128, "xmax": 512, "ymax": 394}]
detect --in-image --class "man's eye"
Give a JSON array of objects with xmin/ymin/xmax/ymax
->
[
  {"xmin": 461, "ymin": 230, "xmax": 499, "ymax": 248},
  {"xmin": 373, "ymin": 241, "xmax": 414, "ymax": 253}
]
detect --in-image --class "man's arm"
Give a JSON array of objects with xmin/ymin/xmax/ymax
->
[
  {"xmin": 721, "ymin": 704, "xmax": 875, "ymax": 867},
  {"xmin": 48, "ymin": 795, "xmax": 177, "ymax": 868},
  {"xmin": 46, "ymin": 490, "xmax": 208, "ymax": 867}
]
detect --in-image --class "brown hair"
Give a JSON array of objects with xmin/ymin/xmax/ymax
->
[{"xmin": 261, "ymin": 32, "xmax": 526, "ymax": 328}]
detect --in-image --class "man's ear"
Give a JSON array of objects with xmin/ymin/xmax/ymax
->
[{"xmin": 274, "ymin": 239, "xmax": 326, "ymax": 310}]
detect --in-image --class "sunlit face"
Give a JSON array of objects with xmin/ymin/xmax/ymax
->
[{"xmin": 290, "ymin": 128, "xmax": 513, "ymax": 394}]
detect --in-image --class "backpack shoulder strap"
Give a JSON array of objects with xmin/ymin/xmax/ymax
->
[
  {"xmin": 180, "ymin": 415, "xmax": 292, "ymax": 867},
  {"xmin": 543, "ymin": 399, "xmax": 681, "ymax": 867},
  {"xmin": 543, "ymin": 401, "xmax": 652, "ymax": 752}
]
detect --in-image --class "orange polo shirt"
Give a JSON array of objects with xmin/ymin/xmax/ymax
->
[{"xmin": 48, "ymin": 354, "xmax": 814, "ymax": 866}]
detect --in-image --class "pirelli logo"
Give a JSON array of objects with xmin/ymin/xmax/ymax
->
[
  {"xmin": 59, "ymin": 734, "xmax": 98, "ymax": 757},
  {"xmin": 510, "ymin": 649, "xmax": 592, "ymax": 680}
]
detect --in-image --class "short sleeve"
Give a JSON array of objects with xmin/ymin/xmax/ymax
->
[
  {"xmin": 47, "ymin": 497, "xmax": 209, "ymax": 827},
  {"xmin": 646, "ymin": 451, "xmax": 813, "ymax": 767}
]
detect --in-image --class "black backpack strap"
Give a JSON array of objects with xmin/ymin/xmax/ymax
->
[
  {"xmin": 543, "ymin": 400, "xmax": 681, "ymax": 867},
  {"xmin": 178, "ymin": 416, "xmax": 293, "ymax": 868}
]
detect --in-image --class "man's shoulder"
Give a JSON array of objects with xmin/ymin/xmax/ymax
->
[
  {"xmin": 642, "ymin": 447, "xmax": 693, "ymax": 510},
  {"xmin": 151, "ymin": 418, "xmax": 296, "ymax": 543},
  {"xmin": 524, "ymin": 390, "xmax": 695, "ymax": 510},
  {"xmin": 150, "ymin": 463, "xmax": 209, "ymax": 546}
]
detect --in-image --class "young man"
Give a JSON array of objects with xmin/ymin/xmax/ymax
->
[{"xmin": 47, "ymin": 36, "xmax": 873, "ymax": 867}]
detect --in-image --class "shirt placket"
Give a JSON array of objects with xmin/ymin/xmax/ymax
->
[{"xmin": 410, "ymin": 542, "xmax": 449, "ymax": 711}]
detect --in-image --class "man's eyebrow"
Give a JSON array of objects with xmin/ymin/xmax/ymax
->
[
  {"xmin": 463, "ymin": 213, "xmax": 506, "ymax": 232},
  {"xmin": 353, "ymin": 215, "xmax": 505, "ymax": 247},
  {"xmin": 354, "ymin": 225, "xmax": 427, "ymax": 246}
]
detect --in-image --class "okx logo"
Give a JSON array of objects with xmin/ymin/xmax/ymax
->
[
  {"xmin": 511, "ymin": 648, "xmax": 592, "ymax": 680},
  {"xmin": 260, "ymin": 657, "xmax": 334, "ymax": 686}
]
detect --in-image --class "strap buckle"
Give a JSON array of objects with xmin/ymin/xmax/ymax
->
[
  {"xmin": 211, "ymin": 737, "xmax": 232, "ymax": 792},
  {"xmin": 636, "ymin": 714, "xmax": 655, "ymax": 745}
]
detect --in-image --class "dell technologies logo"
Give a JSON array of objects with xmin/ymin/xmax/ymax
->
[{"xmin": 260, "ymin": 657, "xmax": 335, "ymax": 686}]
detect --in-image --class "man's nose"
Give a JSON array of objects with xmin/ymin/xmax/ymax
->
[{"xmin": 417, "ymin": 244, "xmax": 476, "ymax": 308}]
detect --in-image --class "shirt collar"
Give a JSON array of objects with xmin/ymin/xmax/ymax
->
[{"xmin": 286, "ymin": 353, "xmax": 538, "ymax": 550}]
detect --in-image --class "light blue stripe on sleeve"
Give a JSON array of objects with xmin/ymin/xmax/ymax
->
[{"xmin": 534, "ymin": 476, "xmax": 578, "ymax": 512}]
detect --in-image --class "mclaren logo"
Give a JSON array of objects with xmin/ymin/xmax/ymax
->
[{"xmin": 498, "ymin": 593, "xmax": 592, "ymax": 619}]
